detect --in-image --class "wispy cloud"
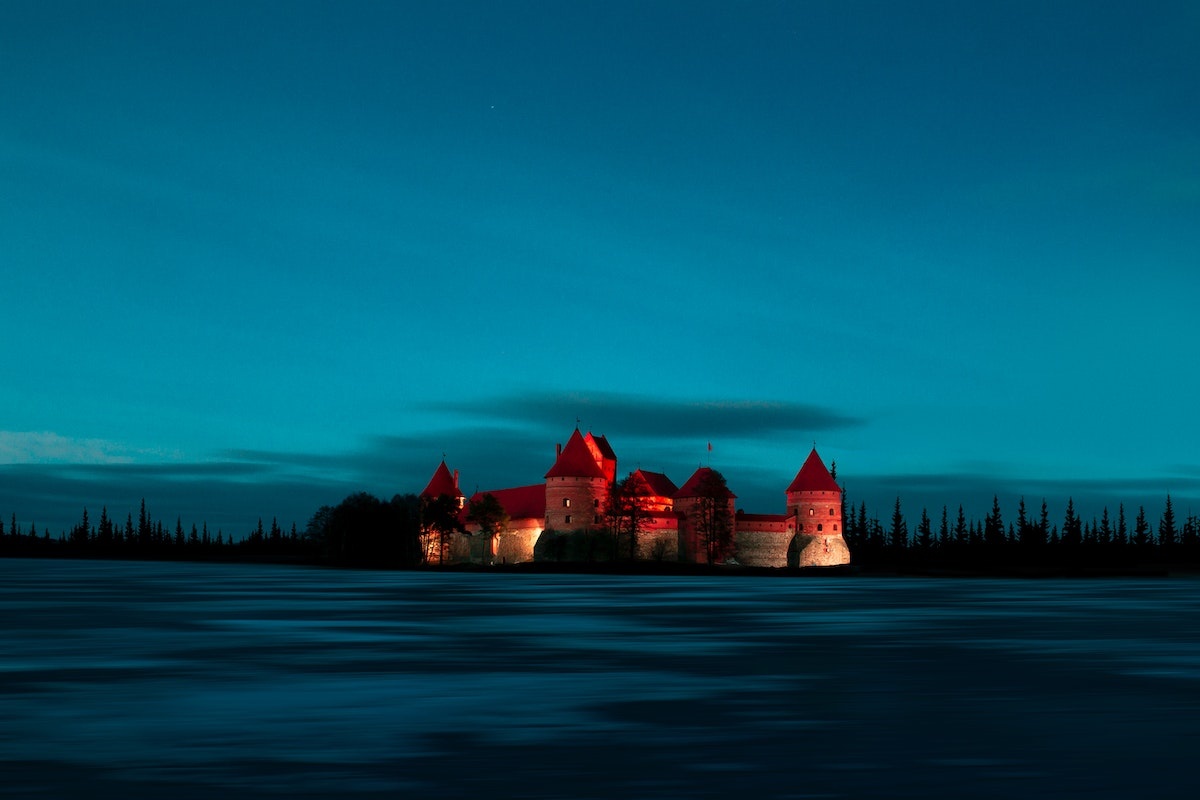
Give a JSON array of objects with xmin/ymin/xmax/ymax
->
[
  {"xmin": 0, "ymin": 431, "xmax": 147, "ymax": 465},
  {"xmin": 428, "ymin": 391, "xmax": 863, "ymax": 440}
]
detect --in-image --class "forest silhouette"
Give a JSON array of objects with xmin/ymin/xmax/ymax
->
[{"xmin": 3, "ymin": 484, "xmax": 1198, "ymax": 573}]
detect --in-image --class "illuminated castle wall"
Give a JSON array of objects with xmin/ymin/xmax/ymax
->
[{"xmin": 420, "ymin": 428, "xmax": 850, "ymax": 568}]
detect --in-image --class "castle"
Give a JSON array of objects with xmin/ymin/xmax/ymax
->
[{"xmin": 420, "ymin": 428, "xmax": 851, "ymax": 568}]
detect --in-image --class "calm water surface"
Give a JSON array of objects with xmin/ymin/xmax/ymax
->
[{"xmin": 2, "ymin": 559, "xmax": 1198, "ymax": 798}]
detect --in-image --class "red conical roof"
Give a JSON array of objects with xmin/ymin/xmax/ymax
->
[
  {"xmin": 786, "ymin": 449, "xmax": 840, "ymax": 494},
  {"xmin": 673, "ymin": 466, "xmax": 736, "ymax": 499},
  {"xmin": 545, "ymin": 429, "xmax": 607, "ymax": 479},
  {"xmin": 421, "ymin": 460, "xmax": 463, "ymax": 499}
]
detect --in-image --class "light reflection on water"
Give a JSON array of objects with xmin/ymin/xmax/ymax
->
[{"xmin": 2, "ymin": 559, "xmax": 1199, "ymax": 799}]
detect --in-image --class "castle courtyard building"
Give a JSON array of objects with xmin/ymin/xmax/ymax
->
[{"xmin": 420, "ymin": 428, "xmax": 850, "ymax": 568}]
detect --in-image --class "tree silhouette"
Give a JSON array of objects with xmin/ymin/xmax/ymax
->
[
  {"xmin": 603, "ymin": 476, "xmax": 647, "ymax": 561},
  {"xmin": 694, "ymin": 469, "xmax": 733, "ymax": 564},
  {"xmin": 916, "ymin": 507, "xmax": 933, "ymax": 551},
  {"xmin": 1159, "ymin": 495, "xmax": 1177, "ymax": 552},
  {"xmin": 889, "ymin": 497, "xmax": 908, "ymax": 552},
  {"xmin": 422, "ymin": 493, "xmax": 465, "ymax": 565},
  {"xmin": 984, "ymin": 496, "xmax": 1005, "ymax": 549},
  {"xmin": 466, "ymin": 493, "xmax": 509, "ymax": 564}
]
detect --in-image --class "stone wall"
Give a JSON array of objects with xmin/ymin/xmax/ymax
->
[
  {"xmin": 790, "ymin": 533, "xmax": 851, "ymax": 567},
  {"xmin": 734, "ymin": 529, "xmax": 792, "ymax": 567},
  {"xmin": 634, "ymin": 527, "xmax": 679, "ymax": 562},
  {"xmin": 496, "ymin": 524, "xmax": 541, "ymax": 564}
]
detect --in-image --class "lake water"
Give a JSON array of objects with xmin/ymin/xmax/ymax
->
[{"xmin": 1, "ymin": 559, "xmax": 1197, "ymax": 798}]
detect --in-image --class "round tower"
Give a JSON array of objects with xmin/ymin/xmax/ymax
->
[
  {"xmin": 544, "ymin": 429, "xmax": 611, "ymax": 531},
  {"xmin": 785, "ymin": 449, "xmax": 850, "ymax": 567}
]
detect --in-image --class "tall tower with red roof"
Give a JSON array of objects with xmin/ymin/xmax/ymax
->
[
  {"xmin": 544, "ymin": 429, "xmax": 614, "ymax": 531},
  {"xmin": 786, "ymin": 449, "xmax": 850, "ymax": 566}
]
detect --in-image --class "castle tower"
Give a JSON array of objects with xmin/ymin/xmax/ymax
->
[
  {"xmin": 785, "ymin": 449, "xmax": 850, "ymax": 566},
  {"xmin": 544, "ymin": 429, "xmax": 612, "ymax": 530},
  {"xmin": 674, "ymin": 466, "xmax": 737, "ymax": 564},
  {"xmin": 421, "ymin": 459, "xmax": 465, "ymax": 510}
]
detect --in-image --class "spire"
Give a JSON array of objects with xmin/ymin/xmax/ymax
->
[
  {"xmin": 545, "ymin": 428, "xmax": 607, "ymax": 479},
  {"xmin": 421, "ymin": 459, "xmax": 464, "ymax": 499},
  {"xmin": 786, "ymin": 449, "xmax": 840, "ymax": 494}
]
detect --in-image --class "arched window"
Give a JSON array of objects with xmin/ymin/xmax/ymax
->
[
  {"xmin": 809, "ymin": 508, "xmax": 815, "ymax": 516},
  {"xmin": 829, "ymin": 508, "xmax": 835, "ymax": 515},
  {"xmin": 833, "ymin": 524, "xmax": 839, "ymax": 531},
  {"xmin": 817, "ymin": 523, "xmax": 824, "ymax": 532},
  {"xmin": 563, "ymin": 498, "xmax": 571, "ymax": 508}
]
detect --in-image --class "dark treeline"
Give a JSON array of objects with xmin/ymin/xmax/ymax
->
[
  {"xmin": 841, "ymin": 491, "xmax": 1200, "ymax": 571},
  {"xmin": 4, "ymin": 489, "xmax": 1199, "ymax": 572},
  {"xmin": 0, "ymin": 492, "xmax": 438, "ymax": 569},
  {"xmin": 0, "ymin": 498, "xmax": 307, "ymax": 562}
]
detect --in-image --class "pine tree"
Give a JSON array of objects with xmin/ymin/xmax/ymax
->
[
  {"xmin": 1134, "ymin": 506, "xmax": 1150, "ymax": 551},
  {"xmin": 1038, "ymin": 500, "xmax": 1050, "ymax": 548},
  {"xmin": 889, "ymin": 497, "xmax": 908, "ymax": 552},
  {"xmin": 916, "ymin": 508, "xmax": 933, "ymax": 551},
  {"xmin": 1016, "ymin": 498, "xmax": 1031, "ymax": 547},
  {"xmin": 984, "ymin": 495, "xmax": 1005, "ymax": 548},
  {"xmin": 1182, "ymin": 514, "xmax": 1199, "ymax": 554},
  {"xmin": 954, "ymin": 505, "xmax": 968, "ymax": 546},
  {"xmin": 938, "ymin": 506, "xmax": 950, "ymax": 549},
  {"xmin": 1099, "ymin": 507, "xmax": 1112, "ymax": 546},
  {"xmin": 72, "ymin": 508, "xmax": 90, "ymax": 546},
  {"xmin": 189, "ymin": 523, "xmax": 199, "ymax": 547},
  {"xmin": 138, "ymin": 499, "xmax": 150, "ymax": 546},
  {"xmin": 1159, "ymin": 495, "xmax": 1177, "ymax": 552},
  {"xmin": 1116, "ymin": 503, "xmax": 1128, "ymax": 546},
  {"xmin": 124, "ymin": 513, "xmax": 135, "ymax": 546},
  {"xmin": 1062, "ymin": 498, "xmax": 1082, "ymax": 548},
  {"xmin": 98, "ymin": 506, "xmax": 113, "ymax": 546}
]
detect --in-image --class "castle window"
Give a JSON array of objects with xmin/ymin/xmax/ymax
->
[
  {"xmin": 829, "ymin": 509, "xmax": 835, "ymax": 515},
  {"xmin": 833, "ymin": 524, "xmax": 839, "ymax": 531},
  {"xmin": 594, "ymin": 498, "xmax": 600, "ymax": 508},
  {"xmin": 565, "ymin": 514, "xmax": 572, "ymax": 524},
  {"xmin": 563, "ymin": 498, "xmax": 571, "ymax": 508},
  {"xmin": 809, "ymin": 508, "xmax": 814, "ymax": 516},
  {"xmin": 818, "ymin": 523, "xmax": 824, "ymax": 532}
]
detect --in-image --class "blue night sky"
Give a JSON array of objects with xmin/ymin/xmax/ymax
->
[{"xmin": 2, "ymin": 1, "xmax": 1198, "ymax": 536}]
